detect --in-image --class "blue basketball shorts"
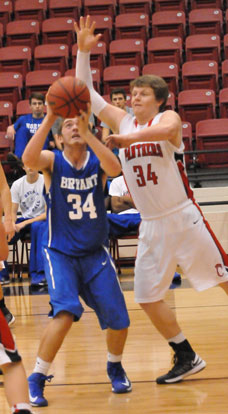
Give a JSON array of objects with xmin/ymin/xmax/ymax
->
[{"xmin": 42, "ymin": 245, "xmax": 130, "ymax": 330}]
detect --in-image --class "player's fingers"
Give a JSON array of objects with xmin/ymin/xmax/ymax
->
[
  {"xmin": 80, "ymin": 16, "xmax": 85, "ymax": 29},
  {"xmin": 90, "ymin": 21, "xmax": 96, "ymax": 33},
  {"xmin": 95, "ymin": 33, "xmax": 102, "ymax": 42},
  {"xmin": 85, "ymin": 15, "xmax": 90, "ymax": 28},
  {"xmin": 74, "ymin": 21, "xmax": 79, "ymax": 33}
]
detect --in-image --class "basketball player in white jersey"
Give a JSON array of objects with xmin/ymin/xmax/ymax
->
[{"xmin": 75, "ymin": 16, "xmax": 228, "ymax": 384}]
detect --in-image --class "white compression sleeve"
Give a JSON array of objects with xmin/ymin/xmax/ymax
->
[{"xmin": 76, "ymin": 50, "xmax": 107, "ymax": 117}]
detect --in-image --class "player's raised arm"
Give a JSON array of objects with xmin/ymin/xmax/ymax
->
[
  {"xmin": 22, "ymin": 93, "xmax": 57, "ymax": 172},
  {"xmin": 77, "ymin": 106, "xmax": 122, "ymax": 177},
  {"xmin": 74, "ymin": 16, "xmax": 126, "ymax": 133}
]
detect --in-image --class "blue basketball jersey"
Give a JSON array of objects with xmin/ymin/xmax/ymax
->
[{"xmin": 43, "ymin": 150, "xmax": 109, "ymax": 256}]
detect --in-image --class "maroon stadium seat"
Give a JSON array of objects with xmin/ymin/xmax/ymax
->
[
  {"xmin": 48, "ymin": 0, "xmax": 81, "ymax": 20},
  {"xmin": 147, "ymin": 36, "xmax": 183, "ymax": 66},
  {"xmin": 103, "ymin": 64, "xmax": 140, "ymax": 94},
  {"xmin": 109, "ymin": 38, "xmax": 145, "ymax": 70},
  {"xmin": 25, "ymin": 70, "xmax": 61, "ymax": 98},
  {"xmin": 14, "ymin": 0, "xmax": 47, "ymax": 22},
  {"xmin": 178, "ymin": 89, "xmax": 216, "ymax": 132},
  {"xmin": 115, "ymin": 12, "xmax": 149, "ymax": 44},
  {"xmin": 6, "ymin": 20, "xmax": 40, "ymax": 52},
  {"xmin": 189, "ymin": 8, "xmax": 223, "ymax": 36},
  {"xmin": 185, "ymin": 34, "xmax": 220, "ymax": 62},
  {"xmin": 0, "ymin": 45, "xmax": 32, "ymax": 80},
  {"xmin": 196, "ymin": 119, "xmax": 228, "ymax": 168},
  {"xmin": 182, "ymin": 60, "xmax": 218, "ymax": 92},
  {"xmin": 34, "ymin": 43, "xmax": 69, "ymax": 75},
  {"xmin": 0, "ymin": 72, "xmax": 23, "ymax": 110},
  {"xmin": 142, "ymin": 62, "xmax": 179, "ymax": 94},
  {"xmin": 151, "ymin": 10, "xmax": 186, "ymax": 39},
  {"xmin": 84, "ymin": 0, "xmax": 116, "ymax": 18}
]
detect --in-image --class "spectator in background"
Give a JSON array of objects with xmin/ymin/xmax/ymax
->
[
  {"xmin": 101, "ymin": 88, "xmax": 134, "ymax": 155},
  {"xmin": 6, "ymin": 92, "xmax": 55, "ymax": 162},
  {"xmin": 107, "ymin": 174, "xmax": 141, "ymax": 238},
  {"xmin": 0, "ymin": 165, "xmax": 47, "ymax": 287}
]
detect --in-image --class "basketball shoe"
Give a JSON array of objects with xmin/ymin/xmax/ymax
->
[
  {"xmin": 28, "ymin": 372, "xmax": 53, "ymax": 406},
  {"xmin": 2, "ymin": 306, "xmax": 15, "ymax": 326},
  {"xmin": 107, "ymin": 361, "xmax": 132, "ymax": 394},
  {"xmin": 156, "ymin": 351, "xmax": 206, "ymax": 384}
]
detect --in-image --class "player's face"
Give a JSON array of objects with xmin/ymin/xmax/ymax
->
[
  {"xmin": 30, "ymin": 99, "xmax": 45, "ymax": 118},
  {"xmin": 61, "ymin": 118, "xmax": 84, "ymax": 145},
  {"xmin": 131, "ymin": 86, "xmax": 162, "ymax": 119},
  {"xmin": 111, "ymin": 93, "xmax": 126, "ymax": 109}
]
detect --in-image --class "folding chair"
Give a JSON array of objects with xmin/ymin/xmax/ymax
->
[
  {"xmin": 178, "ymin": 89, "xmax": 216, "ymax": 132},
  {"xmin": 142, "ymin": 62, "xmax": 179, "ymax": 94},
  {"xmin": 185, "ymin": 34, "xmax": 220, "ymax": 62},
  {"xmin": 103, "ymin": 64, "xmax": 140, "ymax": 94},
  {"xmin": 48, "ymin": 0, "xmax": 81, "ymax": 20},
  {"xmin": 84, "ymin": 0, "xmax": 116, "ymax": 18},
  {"xmin": 25, "ymin": 70, "xmax": 61, "ymax": 98},
  {"xmin": 118, "ymin": 0, "xmax": 152, "ymax": 15},
  {"xmin": 151, "ymin": 10, "xmax": 186, "ymax": 39},
  {"xmin": 109, "ymin": 38, "xmax": 145, "ymax": 70},
  {"xmin": 42, "ymin": 17, "xmax": 75, "ymax": 51},
  {"xmin": 0, "ymin": 0, "xmax": 13, "ymax": 31},
  {"xmin": 6, "ymin": 19, "xmax": 40, "ymax": 52},
  {"xmin": 195, "ymin": 119, "xmax": 228, "ymax": 168},
  {"xmin": 182, "ymin": 60, "xmax": 218, "ymax": 92},
  {"xmin": 154, "ymin": 0, "xmax": 187, "ymax": 11},
  {"xmin": 0, "ymin": 45, "xmax": 32, "ymax": 80},
  {"xmin": 14, "ymin": 0, "xmax": 47, "ymax": 22},
  {"xmin": 147, "ymin": 36, "xmax": 183, "ymax": 66},
  {"xmin": 0, "ymin": 72, "xmax": 23, "ymax": 110},
  {"xmin": 219, "ymin": 88, "xmax": 228, "ymax": 118},
  {"xmin": 189, "ymin": 8, "xmax": 223, "ymax": 36},
  {"xmin": 115, "ymin": 12, "xmax": 149, "ymax": 44},
  {"xmin": 34, "ymin": 43, "xmax": 69, "ymax": 75},
  {"xmin": 109, "ymin": 231, "xmax": 138, "ymax": 274},
  {"xmin": 0, "ymin": 101, "xmax": 13, "ymax": 131}
]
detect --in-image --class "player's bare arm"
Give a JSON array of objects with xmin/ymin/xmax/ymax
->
[
  {"xmin": 106, "ymin": 110, "xmax": 182, "ymax": 150},
  {"xmin": 0, "ymin": 163, "xmax": 15, "ymax": 241},
  {"xmin": 75, "ymin": 15, "xmax": 126, "ymax": 133},
  {"xmin": 77, "ymin": 107, "xmax": 122, "ymax": 178}
]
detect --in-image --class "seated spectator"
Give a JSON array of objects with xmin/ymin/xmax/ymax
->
[
  {"xmin": 6, "ymin": 92, "xmax": 55, "ymax": 162},
  {"xmin": 0, "ymin": 165, "xmax": 47, "ymax": 287},
  {"xmin": 107, "ymin": 174, "xmax": 141, "ymax": 237}
]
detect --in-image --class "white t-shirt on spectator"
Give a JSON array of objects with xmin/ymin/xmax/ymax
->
[
  {"xmin": 11, "ymin": 174, "xmax": 46, "ymax": 219},
  {"xmin": 109, "ymin": 175, "xmax": 138, "ymax": 215}
]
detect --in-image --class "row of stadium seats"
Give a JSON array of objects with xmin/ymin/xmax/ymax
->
[
  {"xmin": 1, "ymin": 0, "xmax": 228, "ymax": 25},
  {"xmin": 2, "ymin": 9, "xmax": 228, "ymax": 45}
]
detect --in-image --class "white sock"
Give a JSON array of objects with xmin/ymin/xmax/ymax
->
[
  {"xmin": 107, "ymin": 352, "xmax": 122, "ymax": 363},
  {"xmin": 11, "ymin": 402, "xmax": 31, "ymax": 413},
  {"xmin": 168, "ymin": 332, "xmax": 186, "ymax": 344},
  {"xmin": 34, "ymin": 357, "xmax": 51, "ymax": 375}
]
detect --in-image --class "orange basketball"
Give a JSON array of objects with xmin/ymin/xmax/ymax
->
[{"xmin": 47, "ymin": 76, "xmax": 90, "ymax": 118}]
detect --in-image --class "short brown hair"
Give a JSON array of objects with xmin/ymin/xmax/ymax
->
[
  {"xmin": 29, "ymin": 92, "xmax": 45, "ymax": 104},
  {"xmin": 130, "ymin": 75, "xmax": 169, "ymax": 112}
]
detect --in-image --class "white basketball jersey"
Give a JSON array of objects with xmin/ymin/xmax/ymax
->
[{"xmin": 118, "ymin": 112, "xmax": 192, "ymax": 219}]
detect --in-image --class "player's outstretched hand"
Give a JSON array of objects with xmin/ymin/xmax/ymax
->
[
  {"xmin": 45, "ymin": 89, "xmax": 59, "ymax": 121},
  {"xmin": 77, "ymin": 103, "xmax": 92, "ymax": 138},
  {"xmin": 105, "ymin": 133, "xmax": 132, "ymax": 150},
  {"xmin": 74, "ymin": 15, "xmax": 102, "ymax": 53}
]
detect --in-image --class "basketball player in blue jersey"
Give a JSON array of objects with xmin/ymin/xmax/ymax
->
[
  {"xmin": 22, "ymin": 98, "xmax": 131, "ymax": 407},
  {"xmin": 75, "ymin": 16, "xmax": 228, "ymax": 386}
]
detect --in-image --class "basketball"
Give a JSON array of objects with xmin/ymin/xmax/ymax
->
[{"xmin": 47, "ymin": 76, "xmax": 90, "ymax": 118}]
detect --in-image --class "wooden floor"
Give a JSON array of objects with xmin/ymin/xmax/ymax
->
[{"xmin": 1, "ymin": 271, "xmax": 228, "ymax": 414}]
